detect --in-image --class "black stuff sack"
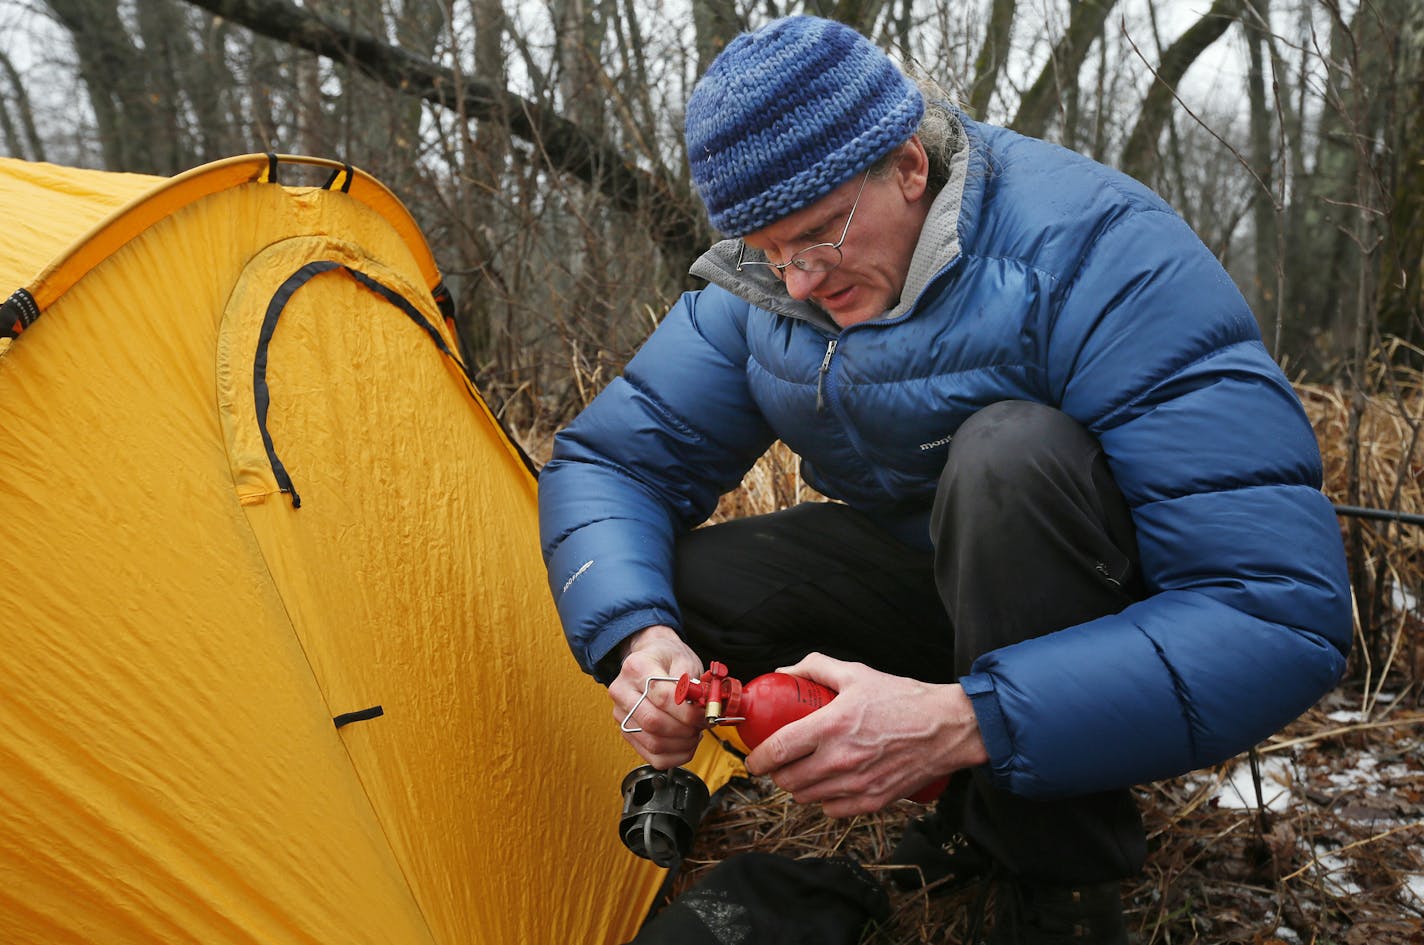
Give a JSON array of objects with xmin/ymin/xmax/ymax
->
[{"xmin": 624, "ymin": 852, "xmax": 890, "ymax": 945}]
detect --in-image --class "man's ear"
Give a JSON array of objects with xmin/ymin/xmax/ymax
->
[{"xmin": 894, "ymin": 136, "xmax": 931, "ymax": 202}]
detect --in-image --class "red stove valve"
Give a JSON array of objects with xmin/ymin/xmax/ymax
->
[{"xmin": 674, "ymin": 660, "xmax": 831, "ymax": 750}]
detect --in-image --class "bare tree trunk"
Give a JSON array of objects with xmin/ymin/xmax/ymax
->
[
  {"xmin": 613, "ymin": 0, "xmax": 658, "ymax": 145},
  {"xmin": 1274, "ymin": 3, "xmax": 1320, "ymax": 365},
  {"xmin": 692, "ymin": 0, "xmax": 742, "ymax": 78},
  {"xmin": 47, "ymin": 0, "xmax": 173, "ymax": 172},
  {"xmin": 1085, "ymin": 13, "xmax": 1108, "ymax": 160},
  {"xmin": 1280, "ymin": 0, "xmax": 1409, "ymax": 371},
  {"xmin": 379, "ymin": 0, "xmax": 447, "ymax": 170},
  {"xmin": 1320, "ymin": 0, "xmax": 1397, "ymax": 662},
  {"xmin": 0, "ymin": 94, "xmax": 18, "ymax": 159},
  {"xmin": 1245, "ymin": 0, "xmax": 1281, "ymax": 350},
  {"xmin": 1376, "ymin": 5, "xmax": 1424, "ymax": 349},
  {"xmin": 135, "ymin": 0, "xmax": 202, "ymax": 171},
  {"xmin": 240, "ymin": 36, "xmax": 292, "ymax": 150},
  {"xmin": 1140, "ymin": 0, "xmax": 1186, "ymax": 202},
  {"xmin": 830, "ymin": 0, "xmax": 888, "ymax": 35},
  {"xmin": 0, "ymin": 91, "xmax": 16, "ymax": 158},
  {"xmin": 550, "ymin": 0, "xmax": 612, "ymax": 348},
  {"xmin": 1012, "ymin": 0, "xmax": 1119, "ymax": 140},
  {"xmin": 891, "ymin": 0, "xmax": 912, "ymax": 64},
  {"xmin": 181, "ymin": 17, "xmax": 245, "ymax": 160},
  {"xmin": 0, "ymin": 51, "xmax": 46, "ymax": 161},
  {"xmin": 455, "ymin": 0, "xmax": 513, "ymax": 364},
  {"xmin": 1119, "ymin": 0, "xmax": 1244, "ymax": 185},
  {"xmin": 967, "ymin": 0, "xmax": 1016, "ymax": 118}
]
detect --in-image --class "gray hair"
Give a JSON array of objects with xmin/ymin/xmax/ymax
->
[
  {"xmin": 914, "ymin": 77, "xmax": 960, "ymax": 194},
  {"xmin": 869, "ymin": 76, "xmax": 961, "ymax": 195}
]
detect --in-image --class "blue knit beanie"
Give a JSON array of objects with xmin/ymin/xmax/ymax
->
[{"xmin": 685, "ymin": 16, "xmax": 924, "ymax": 237}]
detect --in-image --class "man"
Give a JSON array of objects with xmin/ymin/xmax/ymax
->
[{"xmin": 538, "ymin": 15, "xmax": 1351, "ymax": 943}]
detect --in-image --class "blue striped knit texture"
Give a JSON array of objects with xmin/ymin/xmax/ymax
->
[{"xmin": 685, "ymin": 16, "xmax": 925, "ymax": 236}]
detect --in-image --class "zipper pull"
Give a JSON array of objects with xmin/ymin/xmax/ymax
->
[{"xmin": 816, "ymin": 338, "xmax": 838, "ymax": 413}]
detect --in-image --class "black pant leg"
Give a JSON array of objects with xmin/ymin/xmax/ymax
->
[
  {"xmin": 932, "ymin": 400, "xmax": 1147, "ymax": 883},
  {"xmin": 673, "ymin": 502, "xmax": 956, "ymax": 684}
]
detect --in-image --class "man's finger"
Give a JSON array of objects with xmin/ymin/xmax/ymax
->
[
  {"xmin": 774, "ymin": 651, "xmax": 853, "ymax": 690},
  {"xmin": 744, "ymin": 715, "xmax": 820, "ymax": 775},
  {"xmin": 617, "ymin": 716, "xmax": 701, "ymax": 769}
]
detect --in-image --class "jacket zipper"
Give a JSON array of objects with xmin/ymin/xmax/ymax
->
[{"xmin": 815, "ymin": 338, "xmax": 838, "ymax": 414}]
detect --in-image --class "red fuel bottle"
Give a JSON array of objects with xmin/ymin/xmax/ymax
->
[{"xmin": 675, "ymin": 661, "xmax": 947, "ymax": 804}]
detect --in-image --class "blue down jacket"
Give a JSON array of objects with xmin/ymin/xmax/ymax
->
[{"xmin": 538, "ymin": 114, "xmax": 1351, "ymax": 799}]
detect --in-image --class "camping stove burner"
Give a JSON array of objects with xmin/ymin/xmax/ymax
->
[{"xmin": 617, "ymin": 765, "xmax": 709, "ymax": 868}]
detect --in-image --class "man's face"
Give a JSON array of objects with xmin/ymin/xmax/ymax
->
[{"xmin": 740, "ymin": 140, "xmax": 931, "ymax": 328}]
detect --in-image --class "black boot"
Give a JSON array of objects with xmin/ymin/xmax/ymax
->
[
  {"xmin": 987, "ymin": 878, "xmax": 1128, "ymax": 944},
  {"xmin": 888, "ymin": 802, "xmax": 991, "ymax": 894}
]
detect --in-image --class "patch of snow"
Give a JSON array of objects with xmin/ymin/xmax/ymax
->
[
  {"xmin": 1215, "ymin": 755, "xmax": 1294, "ymax": 811},
  {"xmin": 1402, "ymin": 874, "xmax": 1424, "ymax": 908},
  {"xmin": 1273, "ymin": 926, "xmax": 1302, "ymax": 943},
  {"xmin": 1391, "ymin": 582, "xmax": 1419, "ymax": 616},
  {"xmin": 1324, "ymin": 753, "xmax": 1413, "ymax": 801},
  {"xmin": 1326, "ymin": 753, "xmax": 1379, "ymax": 786},
  {"xmin": 1311, "ymin": 846, "xmax": 1362, "ymax": 897}
]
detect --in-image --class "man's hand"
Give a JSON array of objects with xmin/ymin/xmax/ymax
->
[
  {"xmin": 609, "ymin": 625, "xmax": 706, "ymax": 769},
  {"xmin": 743, "ymin": 652, "xmax": 989, "ymax": 818}
]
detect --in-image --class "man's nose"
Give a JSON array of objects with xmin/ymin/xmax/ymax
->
[{"xmin": 782, "ymin": 266, "xmax": 827, "ymax": 301}]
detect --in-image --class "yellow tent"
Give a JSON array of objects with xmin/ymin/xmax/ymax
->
[{"xmin": 0, "ymin": 153, "xmax": 740, "ymax": 944}]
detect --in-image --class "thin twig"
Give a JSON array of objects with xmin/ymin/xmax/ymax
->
[
  {"xmin": 1281, "ymin": 819, "xmax": 1424, "ymax": 883},
  {"xmin": 1260, "ymin": 713, "xmax": 1424, "ymax": 753}
]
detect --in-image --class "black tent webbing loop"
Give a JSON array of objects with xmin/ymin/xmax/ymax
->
[
  {"xmin": 333, "ymin": 705, "xmax": 384, "ymax": 728},
  {"xmin": 254, "ymin": 261, "xmax": 343, "ymax": 507},
  {"xmin": 337, "ymin": 269, "xmax": 543, "ymax": 474},
  {"xmin": 322, "ymin": 163, "xmax": 354, "ymax": 193},
  {"xmin": 262, "ymin": 152, "xmax": 279, "ymax": 184},
  {"xmin": 253, "ymin": 260, "xmax": 488, "ymax": 508},
  {"xmin": 344, "ymin": 268, "xmax": 469, "ymax": 370},
  {"xmin": 1, "ymin": 288, "xmax": 39, "ymax": 338}
]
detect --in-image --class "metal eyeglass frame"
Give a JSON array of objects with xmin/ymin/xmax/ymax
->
[{"xmin": 734, "ymin": 168, "xmax": 872, "ymax": 275}]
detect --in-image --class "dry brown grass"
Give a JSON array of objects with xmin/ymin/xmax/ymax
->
[
  {"xmin": 1300, "ymin": 356, "xmax": 1424, "ymax": 713},
  {"xmin": 707, "ymin": 440, "xmax": 827, "ymax": 522},
  {"xmin": 1299, "ymin": 357, "xmax": 1424, "ymax": 560}
]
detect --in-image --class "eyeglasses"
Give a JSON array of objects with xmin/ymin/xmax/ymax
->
[{"xmin": 735, "ymin": 169, "xmax": 871, "ymax": 274}]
